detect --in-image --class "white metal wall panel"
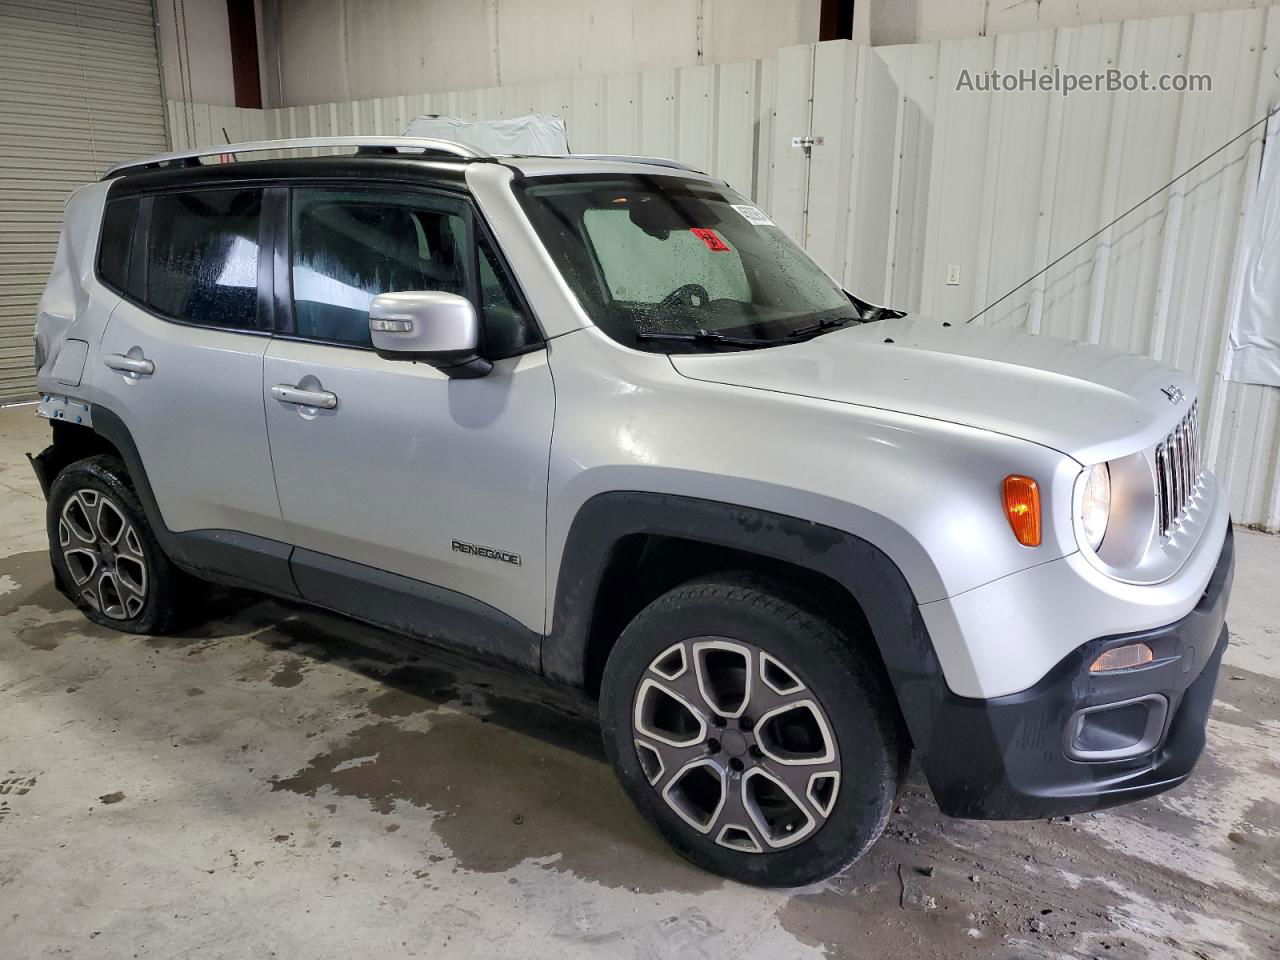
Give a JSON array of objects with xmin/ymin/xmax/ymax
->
[
  {"xmin": 166, "ymin": 100, "xmax": 268, "ymax": 152},
  {"xmin": 166, "ymin": 7, "xmax": 1280, "ymax": 528},
  {"xmin": 0, "ymin": 0, "xmax": 168, "ymax": 403},
  {"xmin": 804, "ymin": 41, "xmax": 859, "ymax": 277},
  {"xmin": 878, "ymin": 7, "xmax": 1280, "ymax": 528},
  {"xmin": 715, "ymin": 60, "xmax": 759, "ymax": 197},
  {"xmin": 172, "ymin": 63, "xmax": 779, "ymax": 201},
  {"xmin": 765, "ymin": 44, "xmax": 815, "ymax": 243},
  {"xmin": 846, "ymin": 45, "xmax": 899, "ymax": 301}
]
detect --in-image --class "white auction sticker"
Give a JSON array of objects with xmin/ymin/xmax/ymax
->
[{"xmin": 731, "ymin": 203, "xmax": 774, "ymax": 226}]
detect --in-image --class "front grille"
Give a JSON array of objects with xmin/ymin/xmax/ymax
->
[{"xmin": 1154, "ymin": 401, "xmax": 1201, "ymax": 537}]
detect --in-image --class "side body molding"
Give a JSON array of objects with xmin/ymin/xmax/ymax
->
[{"xmin": 290, "ymin": 549, "xmax": 541, "ymax": 670}]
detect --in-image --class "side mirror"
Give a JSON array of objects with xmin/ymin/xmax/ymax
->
[{"xmin": 369, "ymin": 291, "xmax": 491, "ymax": 379}]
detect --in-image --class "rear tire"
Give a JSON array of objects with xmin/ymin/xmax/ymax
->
[
  {"xmin": 47, "ymin": 455, "xmax": 187, "ymax": 635},
  {"xmin": 600, "ymin": 572, "xmax": 904, "ymax": 887}
]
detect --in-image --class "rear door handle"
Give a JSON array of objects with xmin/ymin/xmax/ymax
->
[
  {"xmin": 271, "ymin": 384, "xmax": 338, "ymax": 409},
  {"xmin": 103, "ymin": 353, "xmax": 154, "ymax": 376}
]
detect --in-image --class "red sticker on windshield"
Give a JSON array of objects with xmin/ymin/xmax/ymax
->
[{"xmin": 690, "ymin": 227, "xmax": 730, "ymax": 252}]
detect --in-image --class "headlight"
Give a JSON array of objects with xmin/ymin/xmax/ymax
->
[{"xmin": 1080, "ymin": 463, "xmax": 1111, "ymax": 550}]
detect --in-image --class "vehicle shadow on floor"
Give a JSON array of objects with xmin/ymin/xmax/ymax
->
[
  {"xmin": 176, "ymin": 584, "xmax": 606, "ymax": 754},
  {"xmin": 0, "ymin": 548, "xmax": 723, "ymax": 895},
  {"xmin": 157, "ymin": 584, "xmax": 731, "ymax": 892}
]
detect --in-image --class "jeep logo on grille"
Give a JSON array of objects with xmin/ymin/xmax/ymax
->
[
  {"xmin": 1160, "ymin": 385, "xmax": 1185, "ymax": 405},
  {"xmin": 451, "ymin": 539, "xmax": 521, "ymax": 565}
]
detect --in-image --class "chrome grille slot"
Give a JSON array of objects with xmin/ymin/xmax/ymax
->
[{"xmin": 1155, "ymin": 401, "xmax": 1200, "ymax": 538}]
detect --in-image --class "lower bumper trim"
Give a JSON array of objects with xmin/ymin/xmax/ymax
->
[{"xmin": 918, "ymin": 522, "xmax": 1234, "ymax": 820}]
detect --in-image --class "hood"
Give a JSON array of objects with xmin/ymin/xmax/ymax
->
[{"xmin": 669, "ymin": 316, "xmax": 1195, "ymax": 464}]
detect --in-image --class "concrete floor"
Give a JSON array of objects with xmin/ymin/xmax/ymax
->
[{"xmin": 0, "ymin": 404, "xmax": 1276, "ymax": 960}]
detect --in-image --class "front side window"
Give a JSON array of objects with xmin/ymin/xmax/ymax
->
[
  {"xmin": 289, "ymin": 188, "xmax": 538, "ymax": 355},
  {"xmin": 291, "ymin": 189, "xmax": 468, "ymax": 348},
  {"xmin": 516, "ymin": 175, "xmax": 861, "ymax": 351},
  {"xmin": 476, "ymin": 234, "xmax": 535, "ymax": 356},
  {"xmin": 145, "ymin": 189, "xmax": 262, "ymax": 329}
]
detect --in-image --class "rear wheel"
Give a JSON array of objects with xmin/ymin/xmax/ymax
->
[
  {"xmin": 600, "ymin": 573, "xmax": 904, "ymax": 887},
  {"xmin": 47, "ymin": 456, "xmax": 186, "ymax": 634}
]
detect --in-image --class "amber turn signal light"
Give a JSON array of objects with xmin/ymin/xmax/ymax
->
[
  {"xmin": 1002, "ymin": 475, "xmax": 1041, "ymax": 547},
  {"xmin": 1090, "ymin": 643, "xmax": 1154, "ymax": 673}
]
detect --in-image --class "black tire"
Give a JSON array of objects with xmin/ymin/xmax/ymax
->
[
  {"xmin": 600, "ymin": 572, "xmax": 904, "ymax": 887},
  {"xmin": 47, "ymin": 455, "xmax": 187, "ymax": 635}
]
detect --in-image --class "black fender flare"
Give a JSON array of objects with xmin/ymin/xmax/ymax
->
[{"xmin": 542, "ymin": 492, "xmax": 947, "ymax": 749}]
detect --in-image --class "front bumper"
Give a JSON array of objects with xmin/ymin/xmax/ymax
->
[{"xmin": 919, "ymin": 522, "xmax": 1234, "ymax": 820}]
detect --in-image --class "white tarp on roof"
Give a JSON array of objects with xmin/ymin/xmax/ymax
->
[
  {"xmin": 1226, "ymin": 113, "xmax": 1280, "ymax": 388},
  {"xmin": 402, "ymin": 114, "xmax": 568, "ymax": 155}
]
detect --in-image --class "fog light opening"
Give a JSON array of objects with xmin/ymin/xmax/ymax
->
[
  {"xmin": 1066, "ymin": 694, "xmax": 1168, "ymax": 761},
  {"xmin": 1089, "ymin": 642, "xmax": 1154, "ymax": 673}
]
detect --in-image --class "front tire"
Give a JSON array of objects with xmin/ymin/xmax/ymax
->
[
  {"xmin": 600, "ymin": 573, "xmax": 904, "ymax": 887},
  {"xmin": 47, "ymin": 455, "xmax": 185, "ymax": 634}
]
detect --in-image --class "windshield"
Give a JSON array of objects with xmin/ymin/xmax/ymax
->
[{"xmin": 515, "ymin": 175, "xmax": 861, "ymax": 351}]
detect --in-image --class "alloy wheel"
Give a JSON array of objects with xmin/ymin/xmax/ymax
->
[
  {"xmin": 58, "ymin": 488, "xmax": 148, "ymax": 620},
  {"xmin": 631, "ymin": 637, "xmax": 841, "ymax": 853}
]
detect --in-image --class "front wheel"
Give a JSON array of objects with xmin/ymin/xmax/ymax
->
[
  {"xmin": 47, "ymin": 455, "xmax": 186, "ymax": 634},
  {"xmin": 600, "ymin": 573, "xmax": 905, "ymax": 887}
]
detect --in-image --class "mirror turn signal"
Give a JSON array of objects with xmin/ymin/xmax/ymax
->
[
  {"xmin": 1003, "ymin": 475, "xmax": 1041, "ymax": 547},
  {"xmin": 370, "ymin": 318, "xmax": 414, "ymax": 333}
]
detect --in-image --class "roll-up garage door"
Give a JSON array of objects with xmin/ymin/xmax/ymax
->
[{"xmin": 0, "ymin": 0, "xmax": 168, "ymax": 403}]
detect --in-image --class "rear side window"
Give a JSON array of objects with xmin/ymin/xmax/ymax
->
[
  {"xmin": 97, "ymin": 197, "xmax": 138, "ymax": 294},
  {"xmin": 144, "ymin": 189, "xmax": 262, "ymax": 329}
]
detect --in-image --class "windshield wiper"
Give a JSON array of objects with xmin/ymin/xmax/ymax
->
[
  {"xmin": 636, "ymin": 329, "xmax": 774, "ymax": 349},
  {"xmin": 784, "ymin": 314, "xmax": 860, "ymax": 341}
]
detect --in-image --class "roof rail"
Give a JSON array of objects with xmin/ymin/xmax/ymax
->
[
  {"xmin": 103, "ymin": 136, "xmax": 491, "ymax": 180},
  {"xmin": 569, "ymin": 154, "xmax": 705, "ymax": 174}
]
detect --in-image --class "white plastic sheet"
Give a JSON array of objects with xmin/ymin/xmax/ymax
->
[
  {"xmin": 401, "ymin": 114, "xmax": 569, "ymax": 155},
  {"xmin": 1226, "ymin": 112, "xmax": 1280, "ymax": 387}
]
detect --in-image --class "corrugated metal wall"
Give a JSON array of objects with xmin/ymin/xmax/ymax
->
[
  {"xmin": 876, "ymin": 7, "xmax": 1280, "ymax": 532},
  {"xmin": 0, "ymin": 0, "xmax": 169, "ymax": 404},
  {"xmin": 168, "ymin": 7, "xmax": 1280, "ymax": 529}
]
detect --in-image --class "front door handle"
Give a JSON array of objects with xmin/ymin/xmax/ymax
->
[
  {"xmin": 271, "ymin": 384, "xmax": 338, "ymax": 409},
  {"xmin": 104, "ymin": 353, "xmax": 154, "ymax": 376}
]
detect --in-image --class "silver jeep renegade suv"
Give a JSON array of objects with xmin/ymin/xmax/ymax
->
[{"xmin": 29, "ymin": 137, "xmax": 1234, "ymax": 887}]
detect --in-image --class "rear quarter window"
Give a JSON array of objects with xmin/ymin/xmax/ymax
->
[{"xmin": 97, "ymin": 197, "xmax": 138, "ymax": 295}]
